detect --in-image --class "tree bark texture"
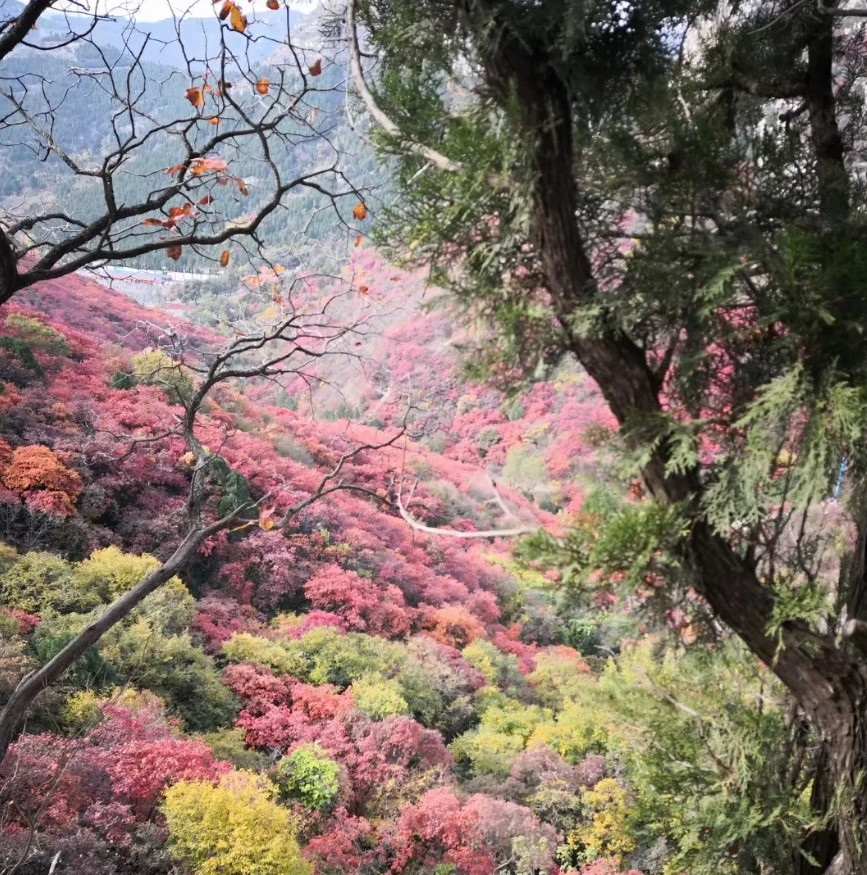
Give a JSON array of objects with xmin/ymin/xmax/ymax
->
[{"xmin": 0, "ymin": 230, "xmax": 20, "ymax": 306}]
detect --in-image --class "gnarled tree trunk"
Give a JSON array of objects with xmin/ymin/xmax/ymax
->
[
  {"xmin": 469, "ymin": 4, "xmax": 867, "ymax": 870},
  {"xmin": 0, "ymin": 230, "xmax": 19, "ymax": 306}
]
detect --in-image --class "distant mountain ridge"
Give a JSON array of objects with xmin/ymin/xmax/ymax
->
[{"xmin": 3, "ymin": 0, "xmax": 308, "ymax": 65}]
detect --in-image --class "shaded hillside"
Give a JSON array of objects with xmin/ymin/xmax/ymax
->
[{"xmin": 237, "ymin": 247, "xmax": 619, "ymax": 516}]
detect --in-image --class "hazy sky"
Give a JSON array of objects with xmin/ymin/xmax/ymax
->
[{"xmin": 87, "ymin": 0, "xmax": 318, "ymax": 22}]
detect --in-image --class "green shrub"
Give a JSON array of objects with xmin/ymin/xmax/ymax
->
[
  {"xmin": 476, "ymin": 427, "xmax": 501, "ymax": 456},
  {"xmin": 223, "ymin": 633, "xmax": 303, "ymax": 675},
  {"xmin": 0, "ymin": 337, "xmax": 43, "ymax": 377},
  {"xmin": 0, "ymin": 548, "xmax": 77, "ymax": 613},
  {"xmin": 503, "ymin": 447, "xmax": 548, "ymax": 497},
  {"xmin": 5, "ymin": 314, "xmax": 69, "ymax": 355},
  {"xmin": 200, "ymin": 729, "xmax": 270, "ymax": 771},
  {"xmin": 275, "ymin": 743, "xmax": 341, "ymax": 811},
  {"xmin": 111, "ymin": 371, "xmax": 135, "ymax": 390},
  {"xmin": 129, "ymin": 349, "xmax": 193, "ymax": 404}
]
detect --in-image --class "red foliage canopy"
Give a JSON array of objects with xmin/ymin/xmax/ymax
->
[
  {"xmin": 0, "ymin": 443, "xmax": 83, "ymax": 517},
  {"xmin": 305, "ymin": 564, "xmax": 412, "ymax": 639}
]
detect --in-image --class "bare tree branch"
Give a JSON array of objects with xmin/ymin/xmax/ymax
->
[
  {"xmin": 346, "ymin": 0, "xmax": 464, "ymax": 173},
  {"xmin": 396, "ymin": 475, "xmax": 537, "ymax": 539}
]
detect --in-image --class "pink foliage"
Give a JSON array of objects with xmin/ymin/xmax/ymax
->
[
  {"xmin": 391, "ymin": 787, "xmax": 494, "ymax": 875},
  {"xmin": 464, "ymin": 794, "xmax": 559, "ymax": 873},
  {"xmin": 511, "ymin": 746, "xmax": 605, "ymax": 792},
  {"xmin": 104, "ymin": 737, "xmax": 231, "ymax": 815},
  {"xmin": 0, "ymin": 701, "xmax": 230, "ymax": 843},
  {"xmin": 192, "ymin": 595, "xmax": 266, "ymax": 652},
  {"xmin": 292, "ymin": 682, "xmax": 355, "ymax": 721},
  {"xmin": 282, "ymin": 610, "xmax": 348, "ymax": 638},
  {"xmin": 347, "ymin": 716, "xmax": 453, "ymax": 800},
  {"xmin": 0, "ymin": 255, "xmax": 629, "ymax": 873},
  {"xmin": 578, "ymin": 860, "xmax": 644, "ymax": 875},
  {"xmin": 238, "ymin": 692, "xmax": 451, "ymax": 813},
  {"xmin": 222, "ymin": 663, "xmax": 294, "ymax": 714},
  {"xmin": 3, "ymin": 606, "xmax": 40, "ymax": 634},
  {"xmin": 305, "ymin": 564, "xmax": 411, "ymax": 638},
  {"xmin": 305, "ymin": 809, "xmax": 382, "ymax": 875}
]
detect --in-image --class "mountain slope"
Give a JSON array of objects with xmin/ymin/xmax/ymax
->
[{"xmin": 0, "ymin": 266, "xmax": 648, "ymax": 875}]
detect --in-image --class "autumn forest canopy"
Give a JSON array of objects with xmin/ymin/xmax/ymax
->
[{"xmin": 6, "ymin": 1, "xmax": 867, "ymax": 874}]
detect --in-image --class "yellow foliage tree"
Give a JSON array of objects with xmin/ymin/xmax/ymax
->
[
  {"xmin": 163, "ymin": 771, "xmax": 312, "ymax": 875},
  {"xmin": 73, "ymin": 546, "xmax": 161, "ymax": 600},
  {"xmin": 566, "ymin": 777, "xmax": 636, "ymax": 865},
  {"xmin": 349, "ymin": 673, "xmax": 409, "ymax": 720},
  {"xmin": 527, "ymin": 701, "xmax": 610, "ymax": 763},
  {"xmin": 129, "ymin": 348, "xmax": 193, "ymax": 405},
  {"xmin": 221, "ymin": 633, "xmax": 303, "ymax": 675}
]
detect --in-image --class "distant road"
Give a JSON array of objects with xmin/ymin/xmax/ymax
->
[
  {"xmin": 95, "ymin": 266, "xmax": 215, "ymax": 285},
  {"xmin": 87, "ymin": 265, "xmax": 215, "ymax": 308}
]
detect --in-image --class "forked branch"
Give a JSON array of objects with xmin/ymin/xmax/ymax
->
[
  {"xmin": 0, "ymin": 292, "xmax": 394, "ymax": 767},
  {"xmin": 396, "ymin": 475, "xmax": 537, "ymax": 539}
]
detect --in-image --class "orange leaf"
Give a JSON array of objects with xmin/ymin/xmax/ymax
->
[
  {"xmin": 142, "ymin": 218, "xmax": 168, "ymax": 227},
  {"xmin": 198, "ymin": 195, "xmax": 214, "ymax": 205},
  {"xmin": 190, "ymin": 156, "xmax": 229, "ymax": 176},
  {"xmin": 166, "ymin": 164, "xmax": 184, "ymax": 176},
  {"xmin": 237, "ymin": 178, "xmax": 249, "ymax": 196},
  {"xmin": 308, "ymin": 58, "xmax": 322, "ymax": 76},
  {"xmin": 354, "ymin": 235, "xmax": 363, "ymax": 247},
  {"xmin": 186, "ymin": 87, "xmax": 204, "ymax": 109},
  {"xmin": 168, "ymin": 204, "xmax": 192, "ymax": 218},
  {"xmin": 266, "ymin": 0, "xmax": 279, "ymax": 8},
  {"xmin": 207, "ymin": 116, "xmax": 221, "ymax": 125},
  {"xmin": 352, "ymin": 202, "xmax": 367, "ymax": 220},
  {"xmin": 166, "ymin": 245, "xmax": 183, "ymax": 261},
  {"xmin": 220, "ymin": 250, "xmax": 230, "ymax": 267},
  {"xmin": 219, "ymin": 0, "xmax": 232, "ymax": 18},
  {"xmin": 229, "ymin": 4, "xmax": 247, "ymax": 31},
  {"xmin": 255, "ymin": 77, "xmax": 269, "ymax": 95},
  {"xmin": 681, "ymin": 624, "xmax": 699, "ymax": 645},
  {"xmin": 358, "ymin": 285, "xmax": 369, "ymax": 294},
  {"xmin": 258, "ymin": 506, "xmax": 277, "ymax": 530}
]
